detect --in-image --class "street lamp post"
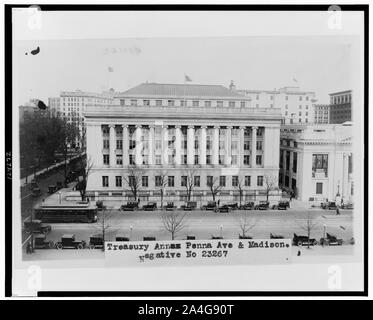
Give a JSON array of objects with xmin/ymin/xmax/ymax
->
[
  {"xmin": 130, "ymin": 225, "xmax": 133, "ymax": 240},
  {"xmin": 323, "ymin": 224, "xmax": 326, "ymax": 239},
  {"xmin": 220, "ymin": 225, "xmax": 223, "ymax": 238}
]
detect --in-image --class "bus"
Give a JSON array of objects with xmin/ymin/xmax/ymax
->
[{"xmin": 34, "ymin": 201, "xmax": 98, "ymax": 223}]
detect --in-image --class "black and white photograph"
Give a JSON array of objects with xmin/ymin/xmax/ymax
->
[{"xmin": 3, "ymin": 4, "xmax": 369, "ymax": 298}]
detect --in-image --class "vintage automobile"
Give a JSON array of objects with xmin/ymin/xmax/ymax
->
[
  {"xmin": 143, "ymin": 202, "xmax": 157, "ymax": 211},
  {"xmin": 31, "ymin": 187, "xmax": 42, "ymax": 197},
  {"xmin": 341, "ymin": 202, "xmax": 354, "ymax": 210},
  {"xmin": 165, "ymin": 202, "xmax": 176, "ymax": 211},
  {"xmin": 270, "ymin": 233, "xmax": 284, "ymax": 239},
  {"xmin": 143, "ymin": 236, "xmax": 156, "ymax": 241},
  {"xmin": 319, "ymin": 233, "xmax": 344, "ymax": 246},
  {"xmin": 202, "ymin": 201, "xmax": 217, "ymax": 211},
  {"xmin": 119, "ymin": 201, "xmax": 139, "ymax": 211},
  {"xmin": 88, "ymin": 234, "xmax": 104, "ymax": 249},
  {"xmin": 241, "ymin": 201, "xmax": 255, "ymax": 210},
  {"xmin": 48, "ymin": 185, "xmax": 58, "ymax": 194},
  {"xmin": 321, "ymin": 201, "xmax": 337, "ymax": 210},
  {"xmin": 238, "ymin": 234, "xmax": 253, "ymax": 239},
  {"xmin": 181, "ymin": 201, "xmax": 197, "ymax": 211},
  {"xmin": 55, "ymin": 234, "xmax": 86, "ymax": 249},
  {"xmin": 34, "ymin": 234, "xmax": 54, "ymax": 249},
  {"xmin": 29, "ymin": 180, "xmax": 39, "ymax": 190},
  {"xmin": 96, "ymin": 200, "xmax": 105, "ymax": 211},
  {"xmin": 185, "ymin": 235, "xmax": 196, "ymax": 240},
  {"xmin": 226, "ymin": 202, "xmax": 239, "ymax": 210},
  {"xmin": 293, "ymin": 233, "xmax": 318, "ymax": 246},
  {"xmin": 24, "ymin": 218, "xmax": 51, "ymax": 234},
  {"xmin": 254, "ymin": 201, "xmax": 270, "ymax": 210},
  {"xmin": 211, "ymin": 236, "xmax": 223, "ymax": 240},
  {"xmin": 272, "ymin": 200, "xmax": 289, "ymax": 210},
  {"xmin": 216, "ymin": 204, "xmax": 232, "ymax": 213},
  {"xmin": 115, "ymin": 235, "xmax": 130, "ymax": 241}
]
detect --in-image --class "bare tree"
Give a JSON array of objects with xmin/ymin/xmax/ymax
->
[
  {"xmin": 75, "ymin": 156, "xmax": 93, "ymax": 201},
  {"xmin": 264, "ymin": 174, "xmax": 279, "ymax": 202},
  {"xmin": 123, "ymin": 165, "xmax": 144, "ymax": 202},
  {"xmin": 298, "ymin": 211, "xmax": 319, "ymax": 249},
  {"xmin": 237, "ymin": 215, "xmax": 257, "ymax": 238},
  {"xmin": 155, "ymin": 170, "xmax": 168, "ymax": 208},
  {"xmin": 162, "ymin": 211, "xmax": 187, "ymax": 240},
  {"xmin": 207, "ymin": 176, "xmax": 223, "ymax": 202},
  {"xmin": 92, "ymin": 207, "xmax": 118, "ymax": 250},
  {"xmin": 234, "ymin": 177, "xmax": 245, "ymax": 208},
  {"xmin": 182, "ymin": 169, "xmax": 196, "ymax": 202}
]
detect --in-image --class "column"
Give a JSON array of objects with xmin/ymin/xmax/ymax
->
[
  {"xmin": 239, "ymin": 126, "xmax": 245, "ymax": 167},
  {"xmin": 122, "ymin": 124, "xmax": 129, "ymax": 166},
  {"xmin": 342, "ymin": 153, "xmax": 349, "ymax": 199},
  {"xmin": 148, "ymin": 125, "xmax": 154, "ymax": 165},
  {"xmin": 109, "ymin": 124, "xmax": 116, "ymax": 167},
  {"xmin": 162, "ymin": 125, "xmax": 168, "ymax": 165},
  {"xmin": 225, "ymin": 126, "xmax": 232, "ymax": 165},
  {"xmin": 200, "ymin": 126, "xmax": 207, "ymax": 165},
  {"xmin": 251, "ymin": 126, "xmax": 257, "ymax": 167},
  {"xmin": 175, "ymin": 125, "xmax": 182, "ymax": 165},
  {"xmin": 212, "ymin": 126, "xmax": 219, "ymax": 165},
  {"xmin": 187, "ymin": 125, "xmax": 195, "ymax": 165},
  {"xmin": 135, "ymin": 124, "xmax": 142, "ymax": 165},
  {"xmin": 86, "ymin": 123, "xmax": 101, "ymax": 167}
]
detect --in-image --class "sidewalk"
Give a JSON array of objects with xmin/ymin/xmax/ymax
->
[{"xmin": 288, "ymin": 198, "xmax": 316, "ymax": 211}]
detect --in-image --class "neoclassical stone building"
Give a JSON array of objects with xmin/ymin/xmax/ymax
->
[{"xmin": 84, "ymin": 83, "xmax": 282, "ymax": 206}]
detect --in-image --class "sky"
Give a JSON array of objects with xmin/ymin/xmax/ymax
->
[{"xmin": 13, "ymin": 16, "xmax": 357, "ymax": 107}]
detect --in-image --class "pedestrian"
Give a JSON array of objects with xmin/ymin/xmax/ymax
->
[
  {"xmin": 336, "ymin": 207, "xmax": 340, "ymax": 215},
  {"xmin": 297, "ymin": 250, "xmax": 301, "ymax": 256},
  {"xmin": 217, "ymin": 200, "xmax": 220, "ymax": 206},
  {"xmin": 26, "ymin": 242, "xmax": 30, "ymax": 254}
]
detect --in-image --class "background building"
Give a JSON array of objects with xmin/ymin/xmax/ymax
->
[
  {"xmin": 329, "ymin": 90, "xmax": 352, "ymax": 124},
  {"xmin": 238, "ymin": 86, "xmax": 317, "ymax": 125},
  {"xmin": 19, "ymin": 99, "xmax": 50, "ymax": 123},
  {"xmin": 314, "ymin": 104, "xmax": 330, "ymax": 124},
  {"xmin": 84, "ymin": 82, "xmax": 283, "ymax": 206},
  {"xmin": 279, "ymin": 122, "xmax": 353, "ymax": 204}
]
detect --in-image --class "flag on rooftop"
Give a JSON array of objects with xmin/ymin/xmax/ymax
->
[{"xmin": 184, "ymin": 74, "xmax": 192, "ymax": 82}]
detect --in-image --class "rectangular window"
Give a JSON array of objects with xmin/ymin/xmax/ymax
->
[
  {"xmin": 116, "ymin": 154, "xmax": 123, "ymax": 165},
  {"xmin": 244, "ymin": 141, "xmax": 250, "ymax": 150},
  {"xmin": 194, "ymin": 176, "xmax": 200, "ymax": 187},
  {"xmin": 206, "ymin": 155, "xmax": 211, "ymax": 164},
  {"xmin": 257, "ymin": 176, "xmax": 263, "ymax": 187},
  {"xmin": 181, "ymin": 176, "xmax": 187, "ymax": 187},
  {"xmin": 168, "ymin": 100, "xmax": 175, "ymax": 107},
  {"xmin": 231, "ymin": 141, "xmax": 238, "ymax": 150},
  {"xmin": 207, "ymin": 176, "xmax": 213, "ymax": 186},
  {"xmin": 129, "ymin": 154, "xmax": 135, "ymax": 165},
  {"xmin": 130, "ymin": 99, "xmax": 137, "ymax": 106},
  {"xmin": 103, "ymin": 154, "xmax": 110, "ymax": 165},
  {"xmin": 217, "ymin": 101, "xmax": 223, "ymax": 107},
  {"xmin": 232, "ymin": 176, "xmax": 238, "ymax": 187},
  {"xmin": 256, "ymin": 141, "xmax": 263, "ymax": 151},
  {"xmin": 155, "ymin": 140, "xmax": 161, "ymax": 150},
  {"xmin": 116, "ymin": 140, "xmax": 123, "ymax": 150},
  {"xmin": 194, "ymin": 139, "xmax": 199, "ymax": 149},
  {"xmin": 129, "ymin": 140, "xmax": 136, "ymax": 149},
  {"xmin": 180, "ymin": 100, "xmax": 186, "ymax": 106},
  {"xmin": 256, "ymin": 155, "xmax": 262, "ymax": 166},
  {"xmin": 103, "ymin": 139, "xmax": 110, "ymax": 149},
  {"xmin": 143, "ymin": 100, "xmax": 150, "ymax": 106},
  {"xmin": 206, "ymin": 138, "xmax": 212, "ymax": 150},
  {"xmin": 142, "ymin": 155, "xmax": 148, "ymax": 165},
  {"xmin": 168, "ymin": 155, "xmax": 174, "ymax": 164},
  {"xmin": 219, "ymin": 141, "xmax": 225, "ymax": 150},
  {"xmin": 102, "ymin": 176, "xmax": 109, "ymax": 187},
  {"xmin": 194, "ymin": 155, "xmax": 199, "ymax": 165},
  {"xmin": 156, "ymin": 100, "xmax": 162, "ymax": 106},
  {"xmin": 316, "ymin": 182, "xmax": 323, "ymax": 194},
  {"xmin": 240, "ymin": 101, "xmax": 246, "ymax": 108},
  {"xmin": 244, "ymin": 155, "xmax": 250, "ymax": 165},
  {"xmin": 115, "ymin": 176, "xmax": 122, "ymax": 187},
  {"xmin": 312, "ymin": 154, "xmax": 328, "ymax": 177},
  {"xmin": 155, "ymin": 155, "xmax": 162, "ymax": 165},
  {"xmin": 142, "ymin": 176, "xmax": 148, "ymax": 187},
  {"xmin": 229, "ymin": 101, "xmax": 235, "ymax": 108},
  {"xmin": 192, "ymin": 101, "xmax": 199, "ymax": 107},
  {"xmin": 183, "ymin": 140, "xmax": 188, "ymax": 149},
  {"xmin": 102, "ymin": 126, "xmax": 110, "ymax": 134},
  {"xmin": 155, "ymin": 176, "xmax": 162, "ymax": 187},
  {"xmin": 183, "ymin": 155, "xmax": 188, "ymax": 165},
  {"xmin": 168, "ymin": 176, "xmax": 174, "ymax": 187},
  {"xmin": 219, "ymin": 176, "xmax": 226, "ymax": 187},
  {"xmin": 120, "ymin": 99, "xmax": 125, "ymax": 106},
  {"xmin": 245, "ymin": 176, "xmax": 251, "ymax": 186},
  {"xmin": 293, "ymin": 152, "xmax": 297, "ymax": 173},
  {"xmin": 205, "ymin": 101, "xmax": 211, "ymax": 107},
  {"xmin": 231, "ymin": 155, "xmax": 238, "ymax": 165}
]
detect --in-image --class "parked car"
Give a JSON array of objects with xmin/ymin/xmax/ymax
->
[
  {"xmin": 120, "ymin": 201, "xmax": 139, "ymax": 211},
  {"xmin": 270, "ymin": 233, "xmax": 284, "ymax": 239},
  {"xmin": 319, "ymin": 233, "xmax": 344, "ymax": 246},
  {"xmin": 29, "ymin": 180, "xmax": 39, "ymax": 190},
  {"xmin": 226, "ymin": 202, "xmax": 239, "ymax": 210},
  {"xmin": 211, "ymin": 236, "xmax": 223, "ymax": 240},
  {"xmin": 55, "ymin": 234, "xmax": 86, "ymax": 249},
  {"xmin": 24, "ymin": 218, "xmax": 51, "ymax": 234},
  {"xmin": 31, "ymin": 187, "xmax": 42, "ymax": 197},
  {"xmin": 143, "ymin": 237, "xmax": 156, "ymax": 241},
  {"xmin": 88, "ymin": 234, "xmax": 104, "ymax": 249},
  {"xmin": 202, "ymin": 201, "xmax": 217, "ymax": 211},
  {"xmin": 185, "ymin": 235, "xmax": 196, "ymax": 240},
  {"xmin": 321, "ymin": 201, "xmax": 337, "ymax": 210},
  {"xmin": 216, "ymin": 204, "xmax": 232, "ymax": 213},
  {"xmin": 293, "ymin": 233, "xmax": 318, "ymax": 246},
  {"xmin": 181, "ymin": 201, "xmax": 197, "ymax": 211},
  {"xmin": 341, "ymin": 202, "xmax": 354, "ymax": 210},
  {"xmin": 115, "ymin": 235, "xmax": 130, "ymax": 241},
  {"xmin": 165, "ymin": 202, "xmax": 176, "ymax": 211},
  {"xmin": 238, "ymin": 234, "xmax": 253, "ymax": 239},
  {"xmin": 241, "ymin": 201, "xmax": 255, "ymax": 210},
  {"xmin": 34, "ymin": 234, "xmax": 54, "ymax": 249},
  {"xmin": 48, "ymin": 185, "xmax": 57, "ymax": 194},
  {"xmin": 143, "ymin": 202, "xmax": 157, "ymax": 211},
  {"xmin": 96, "ymin": 200, "xmax": 105, "ymax": 211},
  {"xmin": 272, "ymin": 200, "xmax": 289, "ymax": 210},
  {"xmin": 254, "ymin": 201, "xmax": 270, "ymax": 210}
]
